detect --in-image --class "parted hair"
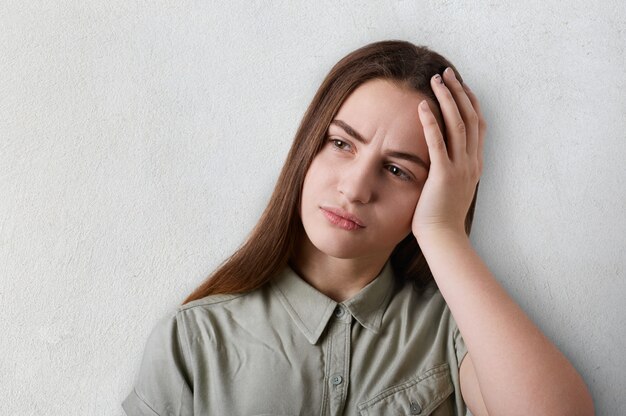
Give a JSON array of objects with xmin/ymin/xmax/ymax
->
[{"xmin": 182, "ymin": 40, "xmax": 478, "ymax": 305}]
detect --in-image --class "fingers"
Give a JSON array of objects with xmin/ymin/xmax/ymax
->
[
  {"xmin": 430, "ymin": 72, "xmax": 466, "ymax": 159},
  {"xmin": 431, "ymin": 68, "xmax": 480, "ymax": 161},
  {"xmin": 418, "ymin": 100, "xmax": 449, "ymax": 169},
  {"xmin": 420, "ymin": 67, "xmax": 487, "ymax": 177},
  {"xmin": 461, "ymin": 83, "xmax": 487, "ymax": 172}
]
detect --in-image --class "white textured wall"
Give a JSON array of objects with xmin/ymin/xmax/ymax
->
[{"xmin": 1, "ymin": 1, "xmax": 624, "ymax": 414}]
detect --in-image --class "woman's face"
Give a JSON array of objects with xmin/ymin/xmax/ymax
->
[{"xmin": 299, "ymin": 78, "xmax": 432, "ymax": 261}]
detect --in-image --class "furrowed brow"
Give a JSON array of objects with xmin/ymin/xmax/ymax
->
[
  {"xmin": 385, "ymin": 150, "xmax": 429, "ymax": 171},
  {"xmin": 331, "ymin": 119, "xmax": 369, "ymax": 144},
  {"xmin": 330, "ymin": 119, "xmax": 429, "ymax": 171}
]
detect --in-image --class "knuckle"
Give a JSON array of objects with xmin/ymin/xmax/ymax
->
[
  {"xmin": 455, "ymin": 120, "xmax": 466, "ymax": 133},
  {"xmin": 431, "ymin": 136, "xmax": 446, "ymax": 150},
  {"xmin": 440, "ymin": 86, "xmax": 454, "ymax": 98},
  {"xmin": 425, "ymin": 116, "xmax": 439, "ymax": 127},
  {"xmin": 453, "ymin": 82, "xmax": 466, "ymax": 93}
]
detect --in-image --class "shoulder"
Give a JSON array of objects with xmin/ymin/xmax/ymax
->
[
  {"xmin": 178, "ymin": 291, "xmax": 249, "ymax": 311},
  {"xmin": 143, "ymin": 292, "xmax": 252, "ymax": 340},
  {"xmin": 140, "ymin": 288, "xmax": 267, "ymax": 355},
  {"xmin": 170, "ymin": 285, "xmax": 274, "ymax": 338},
  {"xmin": 175, "ymin": 284, "xmax": 274, "ymax": 316},
  {"xmin": 135, "ymin": 289, "xmax": 268, "ymax": 379}
]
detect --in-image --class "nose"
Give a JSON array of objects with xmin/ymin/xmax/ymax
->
[{"xmin": 337, "ymin": 158, "xmax": 377, "ymax": 204}]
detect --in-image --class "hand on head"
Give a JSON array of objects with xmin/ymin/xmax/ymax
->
[{"xmin": 412, "ymin": 67, "xmax": 488, "ymax": 241}]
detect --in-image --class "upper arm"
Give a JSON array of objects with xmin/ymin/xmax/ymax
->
[{"xmin": 460, "ymin": 352, "xmax": 490, "ymax": 416}]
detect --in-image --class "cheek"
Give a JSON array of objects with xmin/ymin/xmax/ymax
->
[
  {"xmin": 388, "ymin": 190, "xmax": 421, "ymax": 223},
  {"xmin": 301, "ymin": 171, "xmax": 316, "ymax": 202},
  {"xmin": 300, "ymin": 164, "xmax": 323, "ymax": 210},
  {"xmin": 303, "ymin": 158, "xmax": 332, "ymax": 193}
]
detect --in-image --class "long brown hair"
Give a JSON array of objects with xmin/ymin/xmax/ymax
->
[{"xmin": 182, "ymin": 40, "xmax": 478, "ymax": 305}]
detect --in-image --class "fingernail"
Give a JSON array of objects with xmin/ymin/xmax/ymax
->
[
  {"xmin": 433, "ymin": 74, "xmax": 443, "ymax": 84},
  {"xmin": 445, "ymin": 67, "xmax": 456, "ymax": 79},
  {"xmin": 419, "ymin": 100, "xmax": 429, "ymax": 111}
]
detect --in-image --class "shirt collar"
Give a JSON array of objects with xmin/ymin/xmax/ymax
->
[{"xmin": 270, "ymin": 260, "xmax": 396, "ymax": 345}]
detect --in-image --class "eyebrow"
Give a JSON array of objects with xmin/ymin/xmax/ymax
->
[{"xmin": 330, "ymin": 119, "xmax": 429, "ymax": 171}]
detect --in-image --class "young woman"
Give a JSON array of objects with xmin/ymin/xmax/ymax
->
[{"xmin": 123, "ymin": 40, "xmax": 594, "ymax": 415}]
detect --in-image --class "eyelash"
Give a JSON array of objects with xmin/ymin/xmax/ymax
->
[{"xmin": 327, "ymin": 138, "xmax": 412, "ymax": 181}]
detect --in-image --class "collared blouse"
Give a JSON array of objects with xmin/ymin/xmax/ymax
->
[{"xmin": 122, "ymin": 260, "xmax": 468, "ymax": 415}]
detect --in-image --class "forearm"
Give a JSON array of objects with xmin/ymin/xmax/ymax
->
[{"xmin": 419, "ymin": 230, "xmax": 594, "ymax": 415}]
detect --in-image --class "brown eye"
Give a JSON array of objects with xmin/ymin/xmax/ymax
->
[
  {"xmin": 329, "ymin": 138, "xmax": 351, "ymax": 151},
  {"xmin": 386, "ymin": 165, "xmax": 411, "ymax": 181},
  {"xmin": 333, "ymin": 139, "xmax": 346, "ymax": 149}
]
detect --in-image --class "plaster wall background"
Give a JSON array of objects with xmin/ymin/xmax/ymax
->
[{"xmin": 1, "ymin": 1, "xmax": 624, "ymax": 414}]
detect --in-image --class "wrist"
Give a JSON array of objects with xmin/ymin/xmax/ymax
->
[
  {"xmin": 414, "ymin": 222, "xmax": 467, "ymax": 241},
  {"xmin": 414, "ymin": 226, "xmax": 471, "ymax": 251}
]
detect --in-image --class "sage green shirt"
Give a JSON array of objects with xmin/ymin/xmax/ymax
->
[{"xmin": 122, "ymin": 260, "xmax": 469, "ymax": 415}]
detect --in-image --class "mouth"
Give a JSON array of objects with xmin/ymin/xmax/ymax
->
[{"xmin": 320, "ymin": 206, "xmax": 366, "ymax": 230}]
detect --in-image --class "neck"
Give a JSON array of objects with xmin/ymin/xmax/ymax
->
[{"xmin": 290, "ymin": 231, "xmax": 391, "ymax": 302}]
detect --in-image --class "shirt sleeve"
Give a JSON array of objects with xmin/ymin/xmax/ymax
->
[
  {"xmin": 448, "ymin": 308, "xmax": 470, "ymax": 416},
  {"xmin": 452, "ymin": 316, "xmax": 469, "ymax": 369},
  {"xmin": 122, "ymin": 310, "xmax": 194, "ymax": 416}
]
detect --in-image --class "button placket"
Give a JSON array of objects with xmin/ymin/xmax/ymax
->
[{"xmin": 324, "ymin": 304, "xmax": 352, "ymax": 415}]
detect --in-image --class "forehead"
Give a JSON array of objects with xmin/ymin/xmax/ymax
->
[{"xmin": 332, "ymin": 78, "xmax": 428, "ymax": 146}]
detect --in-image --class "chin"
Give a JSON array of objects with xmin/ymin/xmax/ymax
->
[
  {"xmin": 318, "ymin": 246, "xmax": 365, "ymax": 260},
  {"xmin": 306, "ymin": 231, "xmax": 373, "ymax": 260}
]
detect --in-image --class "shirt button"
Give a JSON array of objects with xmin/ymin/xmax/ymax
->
[
  {"xmin": 331, "ymin": 375, "xmax": 343, "ymax": 385},
  {"xmin": 334, "ymin": 305, "xmax": 345, "ymax": 317},
  {"xmin": 409, "ymin": 401, "xmax": 421, "ymax": 414}
]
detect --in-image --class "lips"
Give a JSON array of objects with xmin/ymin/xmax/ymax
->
[{"xmin": 320, "ymin": 206, "xmax": 366, "ymax": 228}]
